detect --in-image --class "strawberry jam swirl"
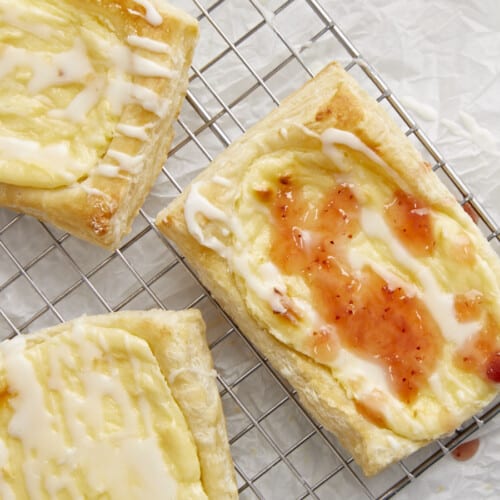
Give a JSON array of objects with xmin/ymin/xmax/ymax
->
[{"xmin": 267, "ymin": 175, "xmax": 499, "ymax": 404}]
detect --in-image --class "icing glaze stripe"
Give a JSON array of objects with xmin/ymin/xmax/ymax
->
[
  {"xmin": 130, "ymin": 0, "xmax": 163, "ymax": 26},
  {"xmin": 127, "ymin": 35, "xmax": 171, "ymax": 54}
]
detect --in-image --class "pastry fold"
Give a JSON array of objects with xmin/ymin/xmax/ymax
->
[{"xmin": 156, "ymin": 62, "xmax": 500, "ymax": 475}]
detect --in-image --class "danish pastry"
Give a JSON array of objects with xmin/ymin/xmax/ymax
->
[
  {"xmin": 0, "ymin": 0, "xmax": 198, "ymax": 249},
  {"xmin": 156, "ymin": 62, "xmax": 500, "ymax": 475},
  {"xmin": 0, "ymin": 309, "xmax": 237, "ymax": 498}
]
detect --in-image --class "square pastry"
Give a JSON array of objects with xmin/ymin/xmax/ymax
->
[
  {"xmin": 0, "ymin": 309, "xmax": 237, "ymax": 498},
  {"xmin": 0, "ymin": 0, "xmax": 198, "ymax": 249},
  {"xmin": 156, "ymin": 62, "xmax": 500, "ymax": 475}
]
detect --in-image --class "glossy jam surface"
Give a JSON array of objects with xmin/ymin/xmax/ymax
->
[
  {"xmin": 385, "ymin": 190, "xmax": 435, "ymax": 257},
  {"xmin": 454, "ymin": 295, "xmax": 500, "ymax": 383},
  {"xmin": 269, "ymin": 177, "xmax": 443, "ymax": 403}
]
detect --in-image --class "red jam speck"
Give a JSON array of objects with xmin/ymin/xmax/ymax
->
[
  {"xmin": 451, "ymin": 439, "xmax": 480, "ymax": 462},
  {"xmin": 455, "ymin": 315, "xmax": 499, "ymax": 384},
  {"xmin": 462, "ymin": 202, "xmax": 479, "ymax": 225},
  {"xmin": 486, "ymin": 352, "xmax": 500, "ymax": 383}
]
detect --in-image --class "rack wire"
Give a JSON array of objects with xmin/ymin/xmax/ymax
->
[{"xmin": 0, "ymin": 0, "xmax": 499, "ymax": 498}]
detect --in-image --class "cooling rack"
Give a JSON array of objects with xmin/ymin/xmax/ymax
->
[{"xmin": 0, "ymin": 0, "xmax": 499, "ymax": 498}]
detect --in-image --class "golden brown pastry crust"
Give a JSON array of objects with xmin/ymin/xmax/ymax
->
[
  {"xmin": 12, "ymin": 309, "xmax": 238, "ymax": 499},
  {"xmin": 156, "ymin": 62, "xmax": 500, "ymax": 475},
  {"xmin": 0, "ymin": 0, "xmax": 198, "ymax": 249}
]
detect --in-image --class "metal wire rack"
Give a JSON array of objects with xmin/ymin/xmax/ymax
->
[{"xmin": 0, "ymin": 0, "xmax": 499, "ymax": 498}]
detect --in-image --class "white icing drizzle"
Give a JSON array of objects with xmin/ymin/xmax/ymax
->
[
  {"xmin": 47, "ymin": 77, "xmax": 106, "ymax": 123},
  {"xmin": 107, "ymin": 150, "xmax": 144, "ymax": 173},
  {"xmin": 130, "ymin": 53, "xmax": 177, "ymax": 78},
  {"xmin": 359, "ymin": 209, "xmax": 481, "ymax": 345},
  {"xmin": 184, "ymin": 182, "xmax": 233, "ymax": 257},
  {"xmin": 0, "ymin": 336, "xmax": 61, "ymax": 496},
  {"xmin": 0, "ymin": 136, "xmax": 82, "ymax": 182},
  {"xmin": 94, "ymin": 164, "xmax": 123, "ymax": 178},
  {"xmin": 127, "ymin": 35, "xmax": 170, "ymax": 54},
  {"xmin": 320, "ymin": 127, "xmax": 387, "ymax": 169},
  {"xmin": 411, "ymin": 207, "xmax": 430, "ymax": 216},
  {"xmin": 233, "ymin": 256, "xmax": 289, "ymax": 314},
  {"xmin": 79, "ymin": 181, "xmax": 109, "ymax": 198},
  {"xmin": 348, "ymin": 244, "xmax": 419, "ymax": 297},
  {"xmin": 105, "ymin": 44, "xmax": 178, "ymax": 79},
  {"xmin": 0, "ymin": 39, "xmax": 93, "ymax": 94},
  {"xmin": 212, "ymin": 175, "xmax": 232, "ymax": 187},
  {"xmin": 124, "ymin": 335, "xmax": 155, "ymax": 435},
  {"xmin": 94, "ymin": 150, "xmax": 144, "ymax": 178},
  {"xmin": 116, "ymin": 123, "xmax": 152, "ymax": 141},
  {"xmin": 333, "ymin": 348, "xmax": 391, "ymax": 397},
  {"xmin": 129, "ymin": 0, "xmax": 163, "ymax": 26},
  {"xmin": 293, "ymin": 124, "xmax": 388, "ymax": 172},
  {"xmin": 106, "ymin": 79, "xmax": 170, "ymax": 118}
]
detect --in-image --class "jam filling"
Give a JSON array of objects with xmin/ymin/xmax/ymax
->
[
  {"xmin": 454, "ymin": 294, "xmax": 500, "ymax": 384},
  {"xmin": 266, "ymin": 174, "xmax": 499, "ymax": 404},
  {"xmin": 385, "ymin": 189, "xmax": 435, "ymax": 257},
  {"xmin": 269, "ymin": 177, "xmax": 442, "ymax": 403}
]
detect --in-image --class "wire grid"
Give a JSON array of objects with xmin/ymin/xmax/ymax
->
[{"xmin": 0, "ymin": 0, "xmax": 499, "ymax": 498}]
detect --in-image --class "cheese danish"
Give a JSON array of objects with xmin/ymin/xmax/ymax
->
[
  {"xmin": 0, "ymin": 309, "xmax": 238, "ymax": 498},
  {"xmin": 0, "ymin": 0, "xmax": 198, "ymax": 249},
  {"xmin": 156, "ymin": 62, "xmax": 500, "ymax": 475}
]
